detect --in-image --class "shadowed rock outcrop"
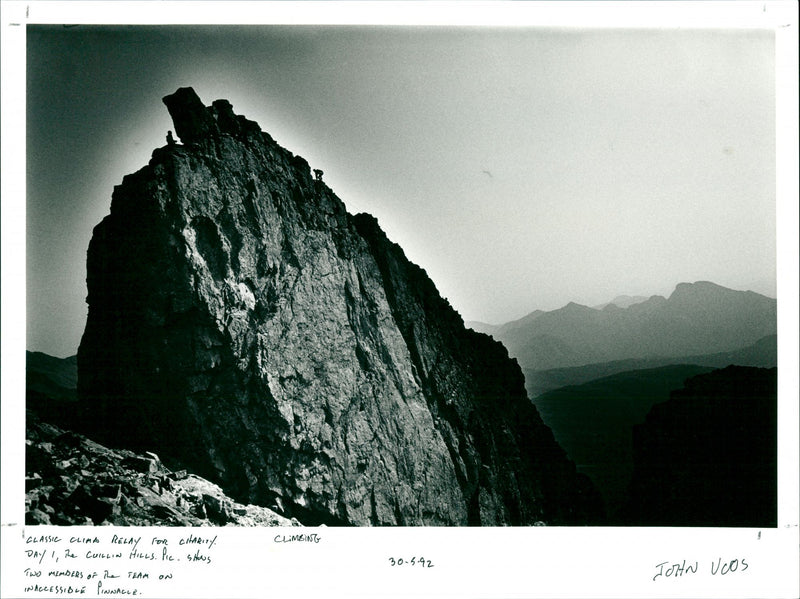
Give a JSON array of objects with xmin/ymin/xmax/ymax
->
[
  {"xmin": 625, "ymin": 366, "xmax": 777, "ymax": 527},
  {"xmin": 77, "ymin": 87, "xmax": 602, "ymax": 526}
]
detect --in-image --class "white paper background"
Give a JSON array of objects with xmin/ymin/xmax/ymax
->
[{"xmin": 3, "ymin": 3, "xmax": 798, "ymax": 598}]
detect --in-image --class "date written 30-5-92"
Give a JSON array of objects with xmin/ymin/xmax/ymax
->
[{"xmin": 387, "ymin": 557, "xmax": 434, "ymax": 568}]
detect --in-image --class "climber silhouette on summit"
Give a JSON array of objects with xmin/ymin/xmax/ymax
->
[
  {"xmin": 313, "ymin": 169, "xmax": 323, "ymax": 182},
  {"xmin": 167, "ymin": 130, "xmax": 176, "ymax": 146}
]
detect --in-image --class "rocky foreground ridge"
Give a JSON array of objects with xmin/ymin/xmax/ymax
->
[
  {"xmin": 26, "ymin": 412, "xmax": 298, "ymax": 527},
  {"xmin": 75, "ymin": 87, "xmax": 602, "ymax": 526}
]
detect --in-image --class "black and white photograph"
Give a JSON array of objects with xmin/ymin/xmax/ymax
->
[{"xmin": 3, "ymin": 2, "xmax": 798, "ymax": 598}]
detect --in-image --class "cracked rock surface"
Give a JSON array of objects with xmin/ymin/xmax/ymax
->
[{"xmin": 76, "ymin": 87, "xmax": 603, "ymax": 526}]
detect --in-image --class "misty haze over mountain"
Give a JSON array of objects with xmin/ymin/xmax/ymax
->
[{"xmin": 468, "ymin": 281, "xmax": 776, "ymax": 372}]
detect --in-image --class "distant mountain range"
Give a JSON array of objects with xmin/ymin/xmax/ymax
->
[
  {"xmin": 468, "ymin": 281, "xmax": 776, "ymax": 372},
  {"xmin": 27, "ymin": 351, "xmax": 77, "ymax": 403},
  {"xmin": 27, "ymin": 351, "xmax": 77, "ymax": 398},
  {"xmin": 26, "ymin": 351, "xmax": 80, "ymax": 431},
  {"xmin": 591, "ymin": 295, "xmax": 649, "ymax": 310}
]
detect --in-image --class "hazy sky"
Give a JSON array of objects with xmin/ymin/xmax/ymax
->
[{"xmin": 26, "ymin": 24, "xmax": 776, "ymax": 357}]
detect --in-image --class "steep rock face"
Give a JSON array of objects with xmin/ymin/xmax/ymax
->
[{"xmin": 78, "ymin": 87, "xmax": 601, "ymax": 526}]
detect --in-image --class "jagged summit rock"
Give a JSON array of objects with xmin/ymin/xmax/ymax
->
[
  {"xmin": 162, "ymin": 87, "xmax": 217, "ymax": 144},
  {"xmin": 77, "ymin": 87, "xmax": 602, "ymax": 526},
  {"xmin": 162, "ymin": 87, "xmax": 265, "ymax": 145}
]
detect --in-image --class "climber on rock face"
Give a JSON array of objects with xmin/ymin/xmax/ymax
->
[
  {"xmin": 313, "ymin": 169, "xmax": 323, "ymax": 182},
  {"xmin": 167, "ymin": 130, "xmax": 176, "ymax": 146}
]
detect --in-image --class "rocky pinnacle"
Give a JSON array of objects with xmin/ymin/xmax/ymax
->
[{"xmin": 77, "ymin": 87, "xmax": 602, "ymax": 526}]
